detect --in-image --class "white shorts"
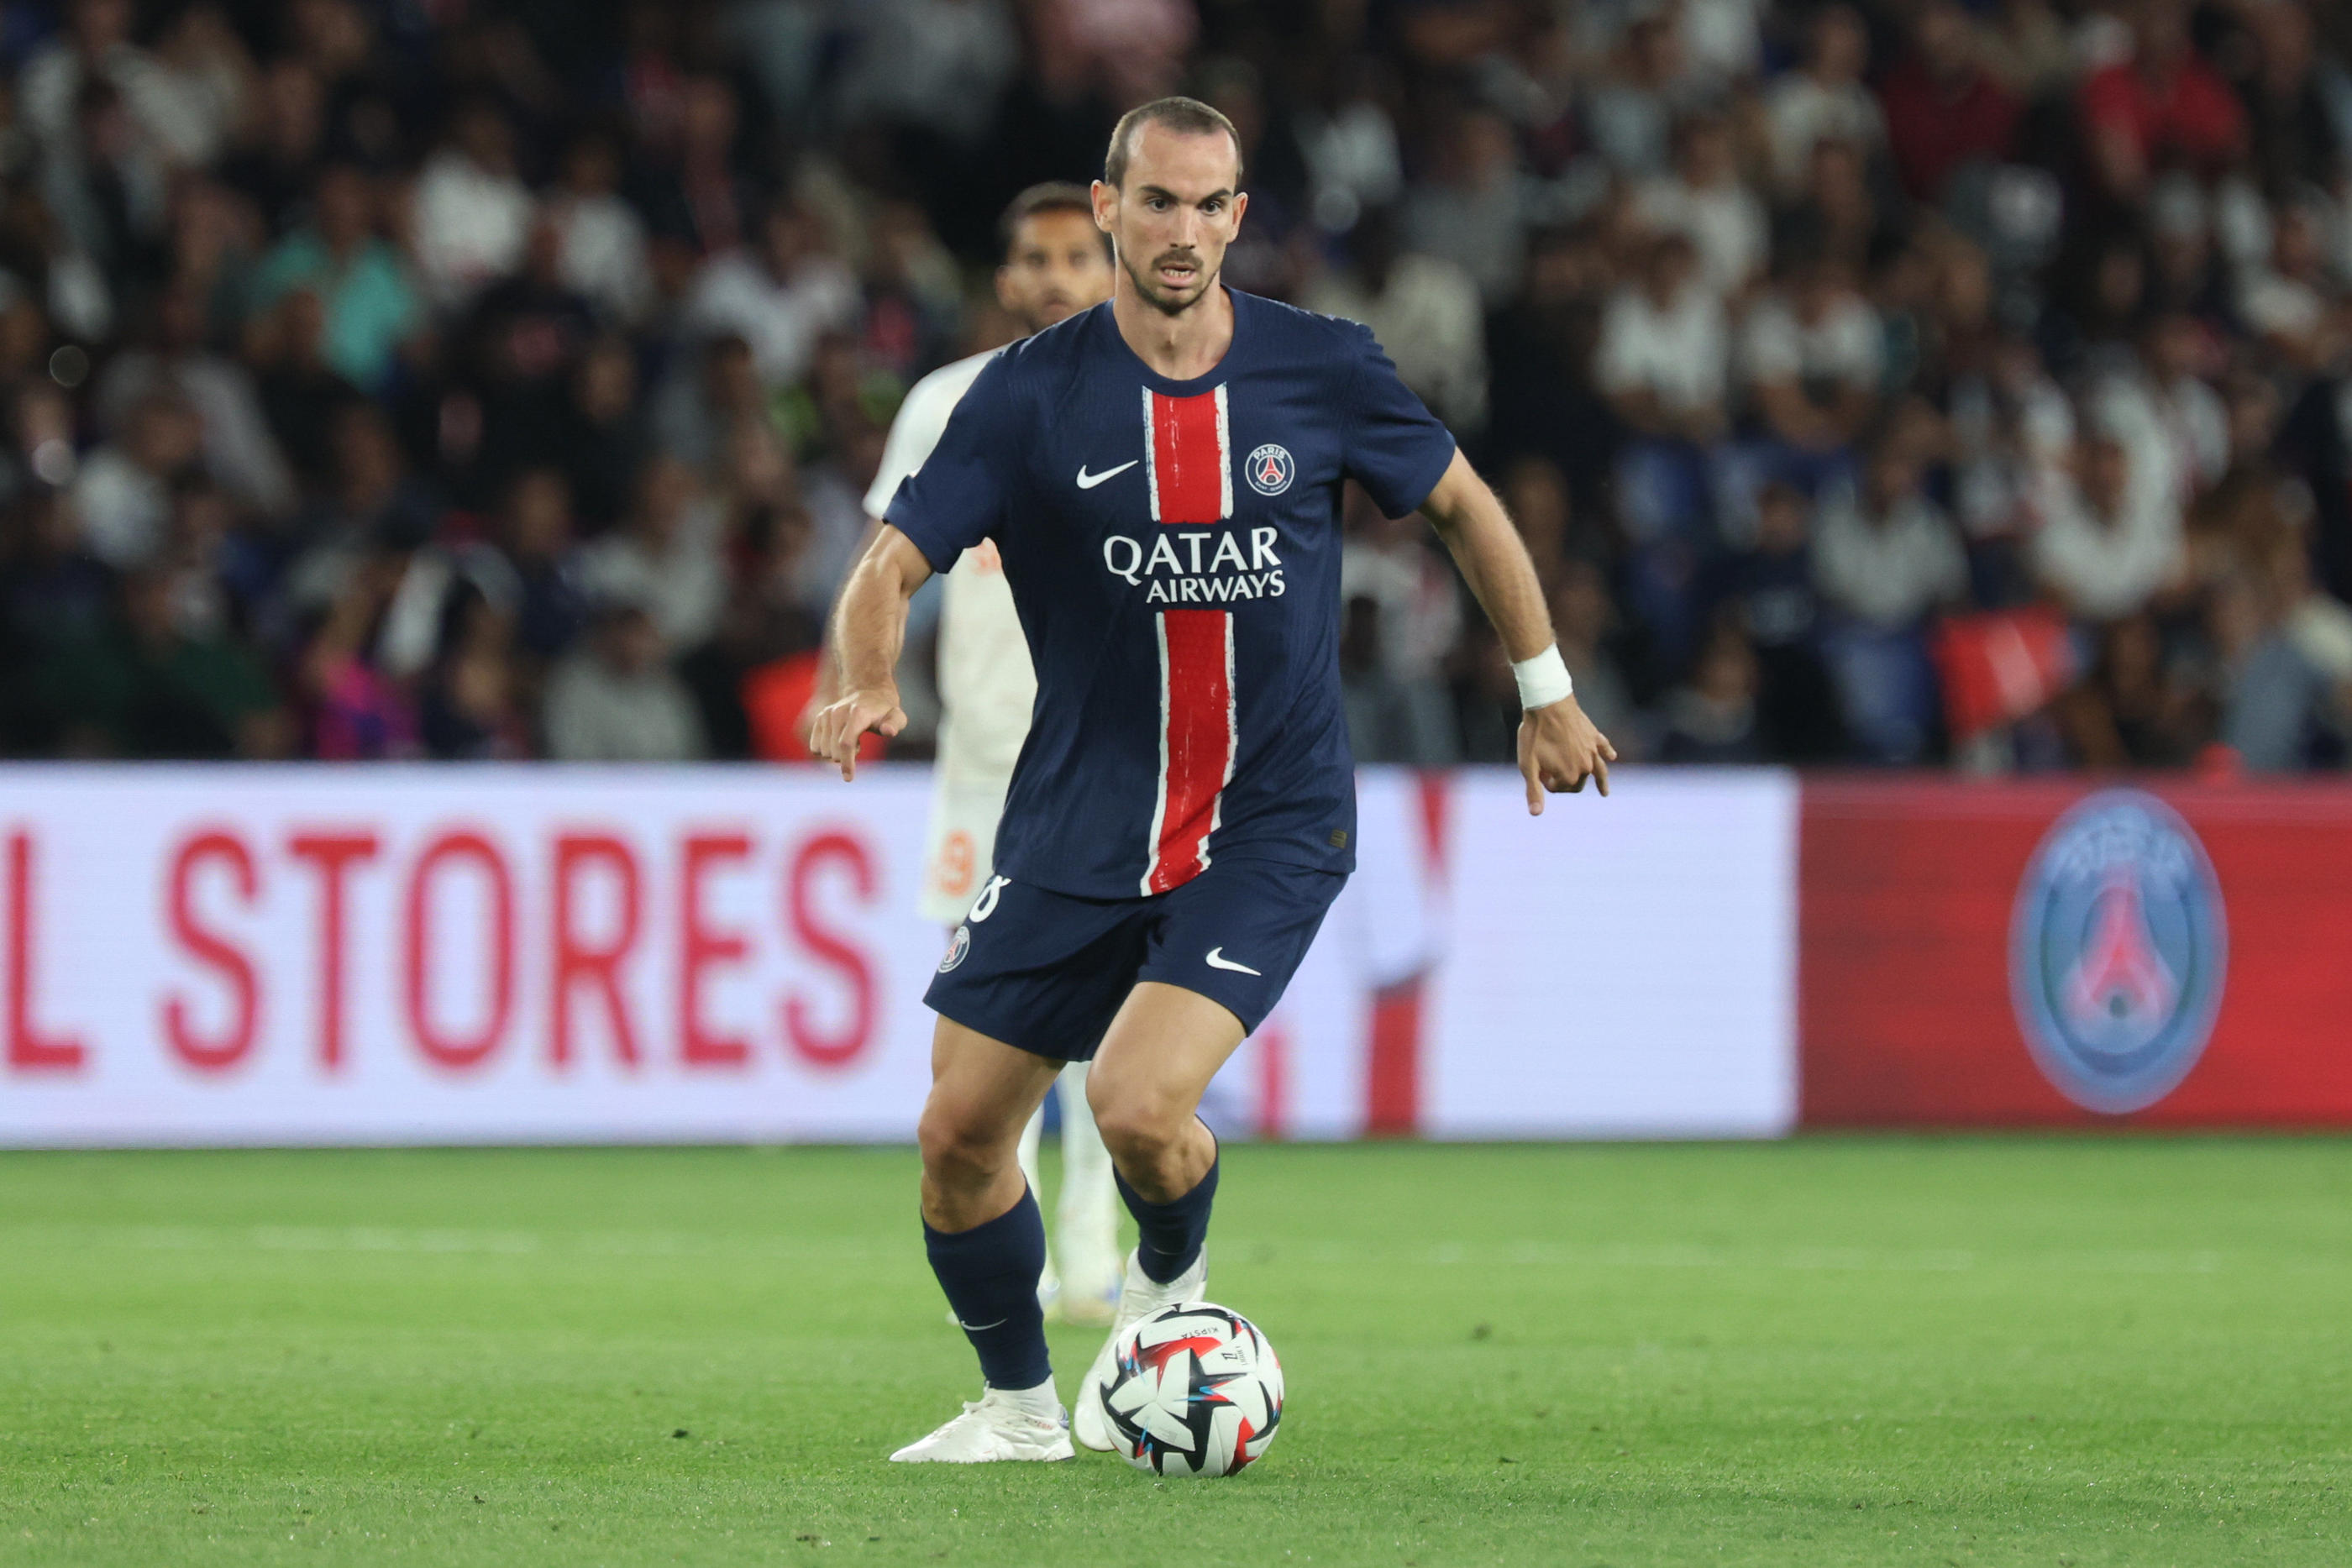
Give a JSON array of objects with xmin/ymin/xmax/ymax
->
[{"xmin": 917, "ymin": 772, "xmax": 1012, "ymax": 926}]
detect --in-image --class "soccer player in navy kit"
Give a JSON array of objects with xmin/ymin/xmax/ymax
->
[{"xmin": 813, "ymin": 97, "xmax": 1615, "ymax": 1463}]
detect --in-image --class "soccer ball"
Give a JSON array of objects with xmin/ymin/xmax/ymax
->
[{"xmin": 1097, "ymin": 1302, "xmax": 1283, "ymax": 1477}]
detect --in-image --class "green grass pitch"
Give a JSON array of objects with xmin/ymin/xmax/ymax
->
[{"xmin": 3, "ymin": 1139, "xmax": 2347, "ymax": 1566}]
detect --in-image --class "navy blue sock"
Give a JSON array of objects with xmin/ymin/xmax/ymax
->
[
  {"xmin": 1114, "ymin": 1142, "xmax": 1219, "ymax": 1285},
  {"xmin": 924, "ymin": 1187, "xmax": 1051, "ymax": 1390}
]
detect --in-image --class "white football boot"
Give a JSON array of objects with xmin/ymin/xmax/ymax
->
[
  {"xmin": 1069, "ymin": 1245, "xmax": 1207, "ymax": 1452},
  {"xmin": 887, "ymin": 1385, "xmax": 1074, "ymax": 1464},
  {"xmin": 1044, "ymin": 1261, "xmax": 1119, "ymax": 1328}
]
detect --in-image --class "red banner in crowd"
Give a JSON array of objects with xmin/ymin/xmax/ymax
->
[{"xmin": 1801, "ymin": 779, "xmax": 2352, "ymax": 1126}]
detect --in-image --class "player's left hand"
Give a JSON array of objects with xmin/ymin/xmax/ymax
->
[
  {"xmin": 1517, "ymin": 694, "xmax": 1615, "ymax": 813},
  {"xmin": 795, "ymin": 652, "xmax": 843, "ymax": 752},
  {"xmin": 811, "ymin": 686, "xmax": 907, "ymax": 781}
]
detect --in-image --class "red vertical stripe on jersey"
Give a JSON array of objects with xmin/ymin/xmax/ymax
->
[
  {"xmin": 1147, "ymin": 608, "xmax": 1233, "ymax": 893},
  {"xmin": 1142, "ymin": 387, "xmax": 1236, "ymax": 894},
  {"xmin": 1147, "ymin": 389, "xmax": 1226, "ymax": 524}
]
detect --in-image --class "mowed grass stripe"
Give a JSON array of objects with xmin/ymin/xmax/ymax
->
[{"xmin": 1, "ymin": 1140, "xmax": 2346, "ymax": 1566}]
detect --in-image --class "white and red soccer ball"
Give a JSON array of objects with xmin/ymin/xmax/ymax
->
[{"xmin": 1096, "ymin": 1302, "xmax": 1283, "ymax": 1477}]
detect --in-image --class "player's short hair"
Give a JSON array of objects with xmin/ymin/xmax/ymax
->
[
  {"xmin": 998, "ymin": 181, "xmax": 1100, "ymax": 256},
  {"xmin": 1103, "ymin": 96, "xmax": 1246, "ymax": 191}
]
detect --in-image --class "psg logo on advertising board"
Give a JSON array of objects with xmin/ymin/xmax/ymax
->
[
  {"xmin": 1243, "ymin": 443, "xmax": 1294, "ymax": 496},
  {"xmin": 2008, "ymin": 790, "xmax": 2227, "ymax": 1114}
]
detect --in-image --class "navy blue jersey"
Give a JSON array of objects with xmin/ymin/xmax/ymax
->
[{"xmin": 885, "ymin": 291, "xmax": 1457, "ymax": 899}]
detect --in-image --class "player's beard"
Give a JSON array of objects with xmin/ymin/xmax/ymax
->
[
  {"xmin": 1121, "ymin": 244, "xmax": 1217, "ymax": 317},
  {"xmin": 1021, "ymin": 291, "xmax": 1080, "ymax": 333}
]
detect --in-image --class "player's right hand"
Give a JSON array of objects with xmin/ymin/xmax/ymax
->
[{"xmin": 811, "ymin": 687, "xmax": 907, "ymax": 781}]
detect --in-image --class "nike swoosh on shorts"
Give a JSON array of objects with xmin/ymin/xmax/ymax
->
[
  {"xmin": 1075, "ymin": 459, "xmax": 1139, "ymax": 490},
  {"xmin": 1205, "ymin": 948, "xmax": 1262, "ymax": 976}
]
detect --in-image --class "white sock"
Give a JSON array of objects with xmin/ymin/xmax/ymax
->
[
  {"xmin": 989, "ymin": 1377, "xmax": 1062, "ymax": 1419},
  {"xmin": 1055, "ymin": 1062, "xmax": 1121, "ymax": 1291}
]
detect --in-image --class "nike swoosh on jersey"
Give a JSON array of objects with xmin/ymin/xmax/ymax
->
[
  {"xmin": 1204, "ymin": 947, "xmax": 1262, "ymax": 976},
  {"xmin": 1074, "ymin": 459, "xmax": 1140, "ymax": 490},
  {"xmin": 957, "ymin": 1318, "xmax": 1008, "ymax": 1332}
]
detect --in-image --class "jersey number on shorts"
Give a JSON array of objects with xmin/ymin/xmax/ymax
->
[{"xmin": 968, "ymin": 874, "xmax": 1011, "ymax": 922}]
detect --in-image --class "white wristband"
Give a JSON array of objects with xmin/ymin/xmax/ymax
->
[{"xmin": 1512, "ymin": 644, "xmax": 1574, "ymax": 711}]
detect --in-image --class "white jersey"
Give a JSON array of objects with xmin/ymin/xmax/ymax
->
[{"xmin": 865, "ymin": 349, "xmax": 1037, "ymax": 788}]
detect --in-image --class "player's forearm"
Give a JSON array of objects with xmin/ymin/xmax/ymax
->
[
  {"xmin": 1420, "ymin": 451, "xmax": 1557, "ymax": 663},
  {"xmin": 831, "ymin": 529, "xmax": 930, "ymax": 695},
  {"xmin": 833, "ymin": 564, "xmax": 911, "ymax": 695},
  {"xmin": 815, "ymin": 517, "xmax": 893, "ymax": 699}
]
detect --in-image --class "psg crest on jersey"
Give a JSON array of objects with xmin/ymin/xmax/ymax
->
[
  {"xmin": 2008, "ymin": 789, "xmax": 2226, "ymax": 1114},
  {"xmin": 1243, "ymin": 443, "xmax": 1294, "ymax": 496}
]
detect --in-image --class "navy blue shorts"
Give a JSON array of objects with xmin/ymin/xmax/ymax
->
[{"xmin": 924, "ymin": 856, "xmax": 1346, "ymax": 1062}]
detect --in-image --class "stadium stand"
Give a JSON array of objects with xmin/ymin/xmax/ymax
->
[{"xmin": 0, "ymin": 0, "xmax": 2347, "ymax": 773}]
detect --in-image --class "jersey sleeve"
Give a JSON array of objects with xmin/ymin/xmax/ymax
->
[
  {"xmin": 1341, "ymin": 320, "xmax": 1459, "ymax": 520},
  {"xmin": 883, "ymin": 355, "xmax": 1021, "ymax": 574}
]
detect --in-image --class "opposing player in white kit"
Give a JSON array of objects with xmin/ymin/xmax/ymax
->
[{"xmin": 858, "ymin": 185, "xmax": 1125, "ymax": 1324}]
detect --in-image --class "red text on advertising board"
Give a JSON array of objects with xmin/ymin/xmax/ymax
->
[{"xmin": 98, "ymin": 825, "xmax": 885, "ymax": 1078}]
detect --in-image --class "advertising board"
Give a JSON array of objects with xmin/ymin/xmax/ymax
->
[
  {"xmin": 0, "ymin": 766, "xmax": 1800, "ymax": 1146},
  {"xmin": 1801, "ymin": 779, "xmax": 2352, "ymax": 1126}
]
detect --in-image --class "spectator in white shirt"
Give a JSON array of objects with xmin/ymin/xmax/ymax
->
[
  {"xmin": 411, "ymin": 99, "xmax": 534, "ymax": 312},
  {"xmin": 1302, "ymin": 206, "xmax": 1488, "ymax": 435},
  {"xmin": 543, "ymin": 598, "xmax": 708, "ymax": 762},
  {"xmin": 576, "ymin": 455, "xmax": 731, "ymax": 655},
  {"xmin": 1635, "ymin": 111, "xmax": 1768, "ymax": 299},
  {"xmin": 1403, "ymin": 108, "xmax": 1530, "ymax": 306},
  {"xmin": 1597, "ymin": 231, "xmax": 1730, "ymax": 444},
  {"xmin": 1680, "ymin": 0, "xmax": 1765, "ymax": 87},
  {"xmin": 144, "ymin": 5, "xmax": 252, "ymax": 170},
  {"xmin": 549, "ymin": 129, "xmax": 652, "ymax": 326},
  {"xmin": 1340, "ymin": 496, "xmax": 1462, "ymax": 764},
  {"xmin": 2084, "ymin": 313, "xmax": 2228, "ymax": 508},
  {"xmin": 1766, "ymin": 5, "xmax": 1887, "ymax": 190},
  {"xmin": 93, "ymin": 278, "xmax": 297, "ymax": 519},
  {"xmin": 2236, "ymin": 200, "xmax": 2342, "ymax": 372},
  {"xmin": 1585, "ymin": 12, "xmax": 1699, "ymax": 178},
  {"xmin": 833, "ymin": 0, "xmax": 1023, "ymax": 148},
  {"xmin": 2029, "ymin": 425, "xmax": 2185, "ymax": 623},
  {"xmin": 1742, "ymin": 249, "xmax": 1882, "ymax": 452},
  {"xmin": 40, "ymin": 72, "xmax": 166, "ymax": 302},
  {"xmin": 1296, "ymin": 57, "xmax": 1404, "ymax": 234},
  {"xmin": 71, "ymin": 391, "xmax": 203, "ymax": 569},
  {"xmin": 18, "ymin": 0, "xmax": 207, "ymax": 162},
  {"xmin": 1949, "ymin": 332, "xmax": 2076, "ymax": 539},
  {"xmin": 1814, "ymin": 437, "xmax": 1968, "ymax": 628},
  {"xmin": 1812, "ymin": 427, "xmax": 1966, "ymax": 762},
  {"xmin": 683, "ymin": 200, "xmax": 861, "ymax": 389}
]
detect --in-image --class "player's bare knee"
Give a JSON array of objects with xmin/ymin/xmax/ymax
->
[
  {"xmin": 1089, "ymin": 1093, "xmax": 1184, "ymax": 1171},
  {"xmin": 1082, "ymin": 1063, "xmax": 1117, "ymax": 1127},
  {"xmin": 916, "ymin": 1101, "xmax": 1006, "ymax": 1192}
]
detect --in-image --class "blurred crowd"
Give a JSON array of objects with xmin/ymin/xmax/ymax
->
[{"xmin": 5, "ymin": 0, "xmax": 2352, "ymax": 771}]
